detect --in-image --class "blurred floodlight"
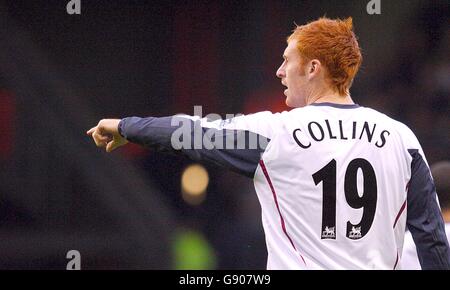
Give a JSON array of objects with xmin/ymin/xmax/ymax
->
[{"xmin": 181, "ymin": 164, "xmax": 209, "ymax": 205}]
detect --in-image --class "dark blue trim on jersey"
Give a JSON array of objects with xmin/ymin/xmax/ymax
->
[
  {"xmin": 310, "ymin": 102, "xmax": 360, "ymax": 109},
  {"xmin": 119, "ymin": 116, "xmax": 270, "ymax": 178},
  {"xmin": 406, "ymin": 149, "xmax": 450, "ymax": 270}
]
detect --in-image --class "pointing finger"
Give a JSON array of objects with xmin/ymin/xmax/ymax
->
[{"xmin": 86, "ymin": 127, "xmax": 96, "ymax": 135}]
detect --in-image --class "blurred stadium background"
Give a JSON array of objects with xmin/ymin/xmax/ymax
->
[{"xmin": 0, "ymin": 0, "xmax": 448, "ymax": 269}]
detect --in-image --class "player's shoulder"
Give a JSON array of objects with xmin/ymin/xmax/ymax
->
[
  {"xmin": 318, "ymin": 104, "xmax": 408, "ymax": 131},
  {"xmin": 297, "ymin": 103, "xmax": 419, "ymax": 140},
  {"xmin": 357, "ymin": 106, "xmax": 421, "ymax": 147}
]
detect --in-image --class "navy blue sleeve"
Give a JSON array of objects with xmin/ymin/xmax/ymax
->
[
  {"xmin": 406, "ymin": 149, "xmax": 450, "ymax": 270},
  {"xmin": 118, "ymin": 116, "xmax": 270, "ymax": 178}
]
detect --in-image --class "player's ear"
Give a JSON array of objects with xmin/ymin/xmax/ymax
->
[{"xmin": 308, "ymin": 59, "xmax": 321, "ymax": 79}]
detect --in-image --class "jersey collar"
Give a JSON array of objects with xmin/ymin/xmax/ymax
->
[{"xmin": 310, "ymin": 102, "xmax": 360, "ymax": 109}]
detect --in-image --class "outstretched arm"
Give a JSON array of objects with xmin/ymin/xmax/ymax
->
[{"xmin": 86, "ymin": 113, "xmax": 277, "ymax": 178}]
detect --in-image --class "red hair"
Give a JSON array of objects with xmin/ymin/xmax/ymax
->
[{"xmin": 288, "ymin": 17, "xmax": 362, "ymax": 96}]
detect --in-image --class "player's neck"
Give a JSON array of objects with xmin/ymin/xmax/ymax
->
[{"xmin": 308, "ymin": 88, "xmax": 354, "ymax": 105}]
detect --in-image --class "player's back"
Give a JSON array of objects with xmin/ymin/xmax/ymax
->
[{"xmin": 254, "ymin": 103, "xmax": 416, "ymax": 269}]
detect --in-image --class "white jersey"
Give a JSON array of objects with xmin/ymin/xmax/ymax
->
[
  {"xmin": 251, "ymin": 103, "xmax": 418, "ymax": 269},
  {"xmin": 119, "ymin": 102, "xmax": 450, "ymax": 269}
]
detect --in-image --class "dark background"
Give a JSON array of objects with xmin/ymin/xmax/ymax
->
[{"xmin": 0, "ymin": 0, "xmax": 448, "ymax": 269}]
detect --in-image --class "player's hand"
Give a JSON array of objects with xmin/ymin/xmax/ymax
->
[{"xmin": 86, "ymin": 119, "xmax": 128, "ymax": 152}]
